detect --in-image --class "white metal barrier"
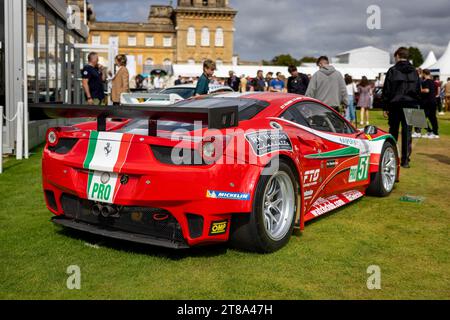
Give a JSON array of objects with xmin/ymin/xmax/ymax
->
[{"xmin": 1, "ymin": 102, "xmax": 28, "ymax": 174}]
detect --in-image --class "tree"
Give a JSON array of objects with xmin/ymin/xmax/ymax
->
[
  {"xmin": 408, "ymin": 47, "xmax": 424, "ymax": 67},
  {"xmin": 263, "ymin": 54, "xmax": 299, "ymax": 66},
  {"xmin": 299, "ymin": 56, "xmax": 317, "ymax": 65}
]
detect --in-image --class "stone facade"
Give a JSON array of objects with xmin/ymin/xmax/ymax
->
[{"xmin": 88, "ymin": 0, "xmax": 237, "ymax": 74}]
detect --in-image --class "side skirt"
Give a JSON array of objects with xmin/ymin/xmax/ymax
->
[{"xmin": 304, "ymin": 190, "xmax": 365, "ymax": 222}]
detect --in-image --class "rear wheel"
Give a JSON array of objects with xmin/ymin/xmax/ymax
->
[
  {"xmin": 230, "ymin": 160, "xmax": 298, "ymax": 253},
  {"xmin": 367, "ymin": 141, "xmax": 398, "ymax": 197}
]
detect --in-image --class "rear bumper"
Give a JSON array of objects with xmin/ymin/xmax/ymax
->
[{"xmin": 52, "ymin": 216, "xmax": 189, "ymax": 249}]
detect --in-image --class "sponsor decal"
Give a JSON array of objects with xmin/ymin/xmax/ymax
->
[
  {"xmin": 206, "ymin": 190, "xmax": 251, "ymax": 201},
  {"xmin": 342, "ymin": 190, "xmax": 364, "ymax": 202},
  {"xmin": 83, "ymin": 132, "xmax": 134, "ymax": 204},
  {"xmin": 246, "ymin": 130, "xmax": 293, "ymax": 156},
  {"xmin": 87, "ymin": 171, "xmax": 119, "ymax": 204},
  {"xmin": 209, "ymin": 220, "xmax": 228, "ymax": 236},
  {"xmin": 349, "ymin": 156, "xmax": 370, "ymax": 183},
  {"xmin": 279, "ymin": 97, "xmax": 303, "ymax": 110},
  {"xmin": 326, "ymin": 160, "xmax": 338, "ymax": 168},
  {"xmin": 303, "ymin": 169, "xmax": 321, "ymax": 187},
  {"xmin": 308, "ymin": 191, "xmax": 363, "ymax": 218},
  {"xmin": 304, "ymin": 190, "xmax": 314, "ymax": 200}
]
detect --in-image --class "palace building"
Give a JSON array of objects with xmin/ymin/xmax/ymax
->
[{"xmin": 88, "ymin": 0, "xmax": 237, "ymax": 75}]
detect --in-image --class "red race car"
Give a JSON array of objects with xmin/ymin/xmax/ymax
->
[{"xmin": 34, "ymin": 93, "xmax": 400, "ymax": 253}]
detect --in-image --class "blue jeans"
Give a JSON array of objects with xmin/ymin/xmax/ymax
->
[{"xmin": 345, "ymin": 95, "xmax": 356, "ymax": 121}]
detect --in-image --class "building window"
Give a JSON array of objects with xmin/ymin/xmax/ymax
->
[
  {"xmin": 188, "ymin": 58, "xmax": 195, "ymax": 65},
  {"xmin": 201, "ymin": 27, "xmax": 210, "ymax": 46},
  {"xmin": 145, "ymin": 58, "xmax": 154, "ymax": 66},
  {"xmin": 163, "ymin": 36, "xmax": 172, "ymax": 47},
  {"xmin": 48, "ymin": 19, "xmax": 56, "ymax": 102},
  {"xmin": 187, "ymin": 27, "xmax": 196, "ymax": 46},
  {"xmin": 202, "ymin": 0, "xmax": 208, "ymax": 6},
  {"xmin": 37, "ymin": 12, "xmax": 47, "ymax": 102},
  {"xmin": 128, "ymin": 36, "xmax": 136, "ymax": 46},
  {"xmin": 56, "ymin": 26, "xmax": 64, "ymax": 103},
  {"xmin": 92, "ymin": 35, "xmax": 101, "ymax": 45},
  {"xmin": 145, "ymin": 36, "xmax": 154, "ymax": 47},
  {"xmin": 163, "ymin": 59, "xmax": 172, "ymax": 66},
  {"xmin": 215, "ymin": 28, "xmax": 224, "ymax": 47},
  {"xmin": 26, "ymin": 5, "xmax": 36, "ymax": 103},
  {"xmin": 109, "ymin": 36, "xmax": 119, "ymax": 46}
]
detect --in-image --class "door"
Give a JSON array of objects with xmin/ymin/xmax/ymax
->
[
  {"xmin": 280, "ymin": 104, "xmax": 327, "ymax": 207},
  {"xmin": 293, "ymin": 101, "xmax": 365, "ymax": 196}
]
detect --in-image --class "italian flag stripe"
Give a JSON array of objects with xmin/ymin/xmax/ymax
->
[
  {"xmin": 113, "ymin": 134, "xmax": 133, "ymax": 173},
  {"xmin": 83, "ymin": 131, "xmax": 99, "ymax": 169}
]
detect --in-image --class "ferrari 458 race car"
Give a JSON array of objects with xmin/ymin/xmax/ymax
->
[{"xmin": 34, "ymin": 93, "xmax": 400, "ymax": 253}]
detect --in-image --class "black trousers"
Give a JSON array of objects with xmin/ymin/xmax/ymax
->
[
  {"xmin": 388, "ymin": 108, "xmax": 412, "ymax": 165},
  {"xmin": 425, "ymin": 104, "xmax": 439, "ymax": 135}
]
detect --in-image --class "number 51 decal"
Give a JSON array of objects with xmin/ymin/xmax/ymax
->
[{"xmin": 349, "ymin": 156, "xmax": 369, "ymax": 182}]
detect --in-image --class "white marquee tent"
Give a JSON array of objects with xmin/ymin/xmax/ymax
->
[
  {"xmin": 429, "ymin": 41, "xmax": 450, "ymax": 80},
  {"xmin": 420, "ymin": 51, "xmax": 437, "ymax": 69}
]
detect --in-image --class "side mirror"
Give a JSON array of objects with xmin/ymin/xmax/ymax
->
[{"xmin": 364, "ymin": 125, "xmax": 378, "ymax": 135}]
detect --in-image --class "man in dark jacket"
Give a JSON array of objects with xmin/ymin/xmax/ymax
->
[
  {"xmin": 287, "ymin": 65, "xmax": 310, "ymax": 95},
  {"xmin": 382, "ymin": 47, "xmax": 421, "ymax": 168},
  {"xmin": 226, "ymin": 71, "xmax": 240, "ymax": 92}
]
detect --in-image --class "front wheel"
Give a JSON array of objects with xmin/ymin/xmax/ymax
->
[
  {"xmin": 230, "ymin": 160, "xmax": 298, "ymax": 253},
  {"xmin": 367, "ymin": 141, "xmax": 398, "ymax": 197}
]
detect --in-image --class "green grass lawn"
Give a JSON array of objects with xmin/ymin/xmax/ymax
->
[{"xmin": 1, "ymin": 111, "xmax": 449, "ymax": 300}]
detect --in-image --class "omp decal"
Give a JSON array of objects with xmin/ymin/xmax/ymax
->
[
  {"xmin": 349, "ymin": 156, "xmax": 370, "ymax": 182},
  {"xmin": 206, "ymin": 190, "xmax": 251, "ymax": 201},
  {"xmin": 209, "ymin": 220, "xmax": 228, "ymax": 236},
  {"xmin": 246, "ymin": 130, "xmax": 293, "ymax": 156},
  {"xmin": 87, "ymin": 171, "xmax": 119, "ymax": 204},
  {"xmin": 303, "ymin": 169, "xmax": 320, "ymax": 187}
]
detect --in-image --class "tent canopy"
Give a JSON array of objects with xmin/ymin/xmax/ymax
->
[
  {"xmin": 429, "ymin": 41, "xmax": 450, "ymax": 78},
  {"xmin": 420, "ymin": 51, "xmax": 437, "ymax": 69}
]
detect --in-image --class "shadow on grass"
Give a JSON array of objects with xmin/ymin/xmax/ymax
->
[
  {"xmin": 417, "ymin": 153, "xmax": 450, "ymax": 165},
  {"xmin": 56, "ymin": 227, "xmax": 229, "ymax": 260}
]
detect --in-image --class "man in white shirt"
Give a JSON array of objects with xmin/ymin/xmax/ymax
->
[{"xmin": 154, "ymin": 74, "xmax": 163, "ymax": 90}]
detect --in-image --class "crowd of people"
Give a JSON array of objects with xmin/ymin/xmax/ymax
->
[{"xmin": 81, "ymin": 49, "xmax": 448, "ymax": 169}]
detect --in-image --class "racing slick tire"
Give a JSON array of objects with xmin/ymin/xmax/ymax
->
[
  {"xmin": 366, "ymin": 141, "xmax": 398, "ymax": 197},
  {"xmin": 230, "ymin": 160, "xmax": 298, "ymax": 253}
]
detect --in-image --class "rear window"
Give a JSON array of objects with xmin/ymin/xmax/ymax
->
[
  {"xmin": 118, "ymin": 98, "xmax": 269, "ymax": 135},
  {"xmin": 160, "ymin": 88, "xmax": 196, "ymax": 99}
]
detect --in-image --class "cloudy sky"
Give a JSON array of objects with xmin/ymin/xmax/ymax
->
[{"xmin": 88, "ymin": 0, "xmax": 450, "ymax": 62}]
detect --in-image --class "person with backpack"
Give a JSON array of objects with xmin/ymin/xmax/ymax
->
[{"xmin": 382, "ymin": 47, "xmax": 421, "ymax": 168}]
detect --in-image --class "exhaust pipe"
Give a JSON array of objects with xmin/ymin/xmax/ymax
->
[
  {"xmin": 92, "ymin": 204, "xmax": 102, "ymax": 217},
  {"xmin": 101, "ymin": 205, "xmax": 118, "ymax": 218}
]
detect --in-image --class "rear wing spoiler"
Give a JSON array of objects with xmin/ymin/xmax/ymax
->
[{"xmin": 29, "ymin": 104, "xmax": 239, "ymax": 136}]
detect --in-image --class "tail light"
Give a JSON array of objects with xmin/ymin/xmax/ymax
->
[
  {"xmin": 46, "ymin": 128, "xmax": 60, "ymax": 147},
  {"xmin": 200, "ymin": 135, "xmax": 231, "ymax": 164}
]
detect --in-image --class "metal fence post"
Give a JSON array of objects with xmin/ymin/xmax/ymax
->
[{"xmin": 16, "ymin": 102, "xmax": 23, "ymax": 160}]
